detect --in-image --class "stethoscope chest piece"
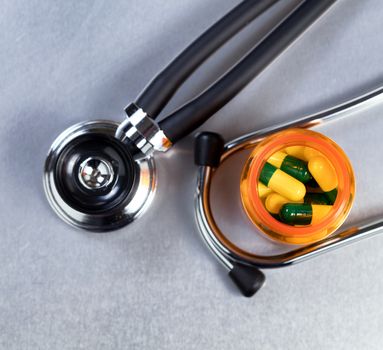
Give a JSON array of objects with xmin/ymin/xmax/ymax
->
[{"xmin": 44, "ymin": 120, "xmax": 156, "ymax": 231}]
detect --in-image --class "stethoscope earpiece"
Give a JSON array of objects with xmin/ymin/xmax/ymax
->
[
  {"xmin": 229, "ymin": 263, "xmax": 266, "ymax": 298},
  {"xmin": 194, "ymin": 132, "xmax": 225, "ymax": 168}
]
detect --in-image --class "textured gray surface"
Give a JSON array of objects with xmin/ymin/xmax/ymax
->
[{"xmin": 1, "ymin": 0, "xmax": 383, "ymax": 349}]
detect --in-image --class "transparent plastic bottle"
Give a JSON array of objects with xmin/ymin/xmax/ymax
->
[{"xmin": 240, "ymin": 129, "xmax": 355, "ymax": 244}]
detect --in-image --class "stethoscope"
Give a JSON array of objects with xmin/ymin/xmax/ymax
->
[
  {"xmin": 43, "ymin": 0, "xmax": 383, "ymax": 297},
  {"xmin": 44, "ymin": 0, "xmax": 335, "ymax": 230}
]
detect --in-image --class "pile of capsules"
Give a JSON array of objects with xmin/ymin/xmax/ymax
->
[{"xmin": 258, "ymin": 146, "xmax": 338, "ymax": 226}]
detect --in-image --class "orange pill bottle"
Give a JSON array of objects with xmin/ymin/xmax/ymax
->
[{"xmin": 240, "ymin": 129, "xmax": 355, "ymax": 245}]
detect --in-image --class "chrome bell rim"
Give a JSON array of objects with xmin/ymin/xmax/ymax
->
[{"xmin": 43, "ymin": 120, "xmax": 156, "ymax": 231}]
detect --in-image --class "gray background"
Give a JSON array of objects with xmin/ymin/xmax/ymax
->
[{"xmin": 1, "ymin": 0, "xmax": 383, "ymax": 349}]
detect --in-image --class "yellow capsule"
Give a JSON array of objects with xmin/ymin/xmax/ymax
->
[
  {"xmin": 260, "ymin": 163, "xmax": 306, "ymax": 202},
  {"xmin": 257, "ymin": 182, "xmax": 273, "ymax": 199},
  {"xmin": 265, "ymin": 193, "xmax": 303, "ymax": 214},
  {"xmin": 308, "ymin": 156, "xmax": 338, "ymax": 192}
]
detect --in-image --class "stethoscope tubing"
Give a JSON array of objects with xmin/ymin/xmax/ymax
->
[
  {"xmin": 129, "ymin": 0, "xmax": 337, "ymax": 145},
  {"xmin": 159, "ymin": 0, "xmax": 337, "ymax": 144},
  {"xmin": 136, "ymin": 0, "xmax": 279, "ymax": 119}
]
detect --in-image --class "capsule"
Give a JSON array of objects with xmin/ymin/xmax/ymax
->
[
  {"xmin": 268, "ymin": 151, "xmax": 312, "ymax": 183},
  {"xmin": 308, "ymin": 156, "xmax": 338, "ymax": 204},
  {"xmin": 259, "ymin": 162, "xmax": 306, "ymax": 202},
  {"xmin": 257, "ymin": 182, "xmax": 273, "ymax": 199},
  {"xmin": 280, "ymin": 203, "xmax": 332, "ymax": 225},
  {"xmin": 265, "ymin": 193, "xmax": 303, "ymax": 214}
]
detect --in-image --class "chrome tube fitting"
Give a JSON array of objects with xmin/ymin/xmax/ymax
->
[{"xmin": 115, "ymin": 103, "xmax": 172, "ymax": 156}]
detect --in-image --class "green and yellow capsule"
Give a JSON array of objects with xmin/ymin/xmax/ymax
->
[
  {"xmin": 268, "ymin": 151, "xmax": 312, "ymax": 183},
  {"xmin": 308, "ymin": 156, "xmax": 338, "ymax": 204},
  {"xmin": 259, "ymin": 162, "xmax": 306, "ymax": 202},
  {"xmin": 280, "ymin": 203, "xmax": 332, "ymax": 225}
]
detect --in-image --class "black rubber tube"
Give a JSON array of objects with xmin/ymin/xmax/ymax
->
[
  {"xmin": 159, "ymin": 0, "xmax": 337, "ymax": 143},
  {"xmin": 135, "ymin": 0, "xmax": 279, "ymax": 119}
]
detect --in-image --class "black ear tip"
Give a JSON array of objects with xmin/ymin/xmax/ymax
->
[
  {"xmin": 228, "ymin": 263, "xmax": 266, "ymax": 297},
  {"xmin": 194, "ymin": 132, "xmax": 224, "ymax": 167}
]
